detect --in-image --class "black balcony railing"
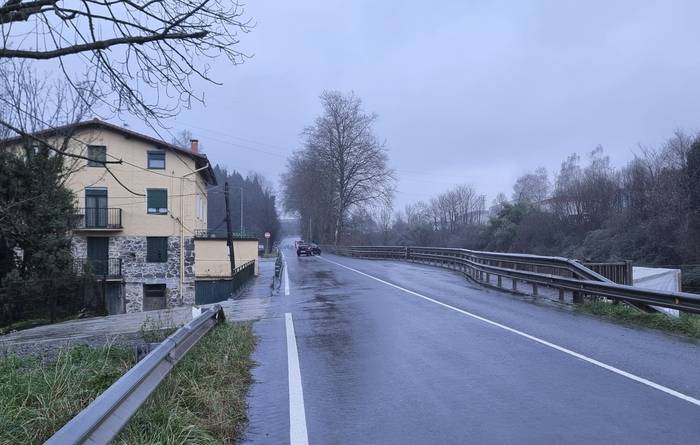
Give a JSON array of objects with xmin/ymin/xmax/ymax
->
[
  {"xmin": 75, "ymin": 208, "xmax": 123, "ymax": 230},
  {"xmin": 73, "ymin": 258, "xmax": 122, "ymax": 278}
]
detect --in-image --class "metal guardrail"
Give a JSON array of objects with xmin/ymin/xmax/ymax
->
[
  {"xmin": 581, "ymin": 261, "xmax": 633, "ymax": 285},
  {"xmin": 44, "ymin": 304, "xmax": 226, "ymax": 445},
  {"xmin": 327, "ymin": 245, "xmax": 700, "ymax": 314}
]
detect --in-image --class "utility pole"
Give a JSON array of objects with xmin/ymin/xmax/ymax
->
[
  {"xmin": 308, "ymin": 215, "xmax": 312, "ymax": 242},
  {"xmin": 224, "ymin": 182, "xmax": 236, "ymax": 276},
  {"xmin": 240, "ymin": 186, "xmax": 244, "ymax": 236}
]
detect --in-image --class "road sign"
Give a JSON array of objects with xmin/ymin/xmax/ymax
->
[{"xmin": 264, "ymin": 232, "xmax": 271, "ymax": 239}]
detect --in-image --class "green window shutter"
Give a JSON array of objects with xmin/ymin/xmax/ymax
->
[
  {"xmin": 147, "ymin": 189, "xmax": 168, "ymax": 214},
  {"xmin": 87, "ymin": 145, "xmax": 106, "ymax": 167},
  {"xmin": 146, "ymin": 237, "xmax": 168, "ymax": 262}
]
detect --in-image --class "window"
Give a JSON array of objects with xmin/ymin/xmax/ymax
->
[
  {"xmin": 147, "ymin": 189, "xmax": 168, "ymax": 214},
  {"xmin": 146, "ymin": 237, "xmax": 168, "ymax": 262},
  {"xmin": 148, "ymin": 151, "xmax": 166, "ymax": 169},
  {"xmin": 196, "ymin": 194, "xmax": 205, "ymax": 220},
  {"xmin": 87, "ymin": 145, "xmax": 106, "ymax": 167},
  {"xmin": 143, "ymin": 284, "xmax": 166, "ymax": 311}
]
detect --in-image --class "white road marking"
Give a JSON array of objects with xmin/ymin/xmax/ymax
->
[
  {"xmin": 317, "ymin": 255, "xmax": 700, "ymax": 408},
  {"xmin": 285, "ymin": 312, "xmax": 309, "ymax": 445},
  {"xmin": 281, "ymin": 250, "xmax": 290, "ymax": 296}
]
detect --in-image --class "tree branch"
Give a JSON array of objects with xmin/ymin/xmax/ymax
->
[{"xmin": 0, "ymin": 30, "xmax": 208, "ymax": 59}]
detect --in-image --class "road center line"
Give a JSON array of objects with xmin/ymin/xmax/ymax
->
[
  {"xmin": 281, "ymin": 250, "xmax": 290, "ymax": 296},
  {"xmin": 317, "ymin": 255, "xmax": 700, "ymax": 408},
  {"xmin": 285, "ymin": 312, "xmax": 309, "ymax": 445}
]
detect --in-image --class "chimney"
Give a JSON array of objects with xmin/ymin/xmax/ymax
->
[{"xmin": 190, "ymin": 139, "xmax": 199, "ymax": 153}]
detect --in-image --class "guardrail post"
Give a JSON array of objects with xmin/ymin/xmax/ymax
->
[
  {"xmin": 559, "ymin": 288, "xmax": 565, "ymax": 301},
  {"xmin": 512, "ymin": 278, "xmax": 517, "ymax": 291},
  {"xmin": 497, "ymin": 275, "xmax": 502, "ymax": 288},
  {"xmin": 572, "ymin": 290, "xmax": 583, "ymax": 304},
  {"xmin": 485, "ymin": 273, "xmax": 490, "ymax": 284},
  {"xmin": 532, "ymin": 282, "xmax": 538, "ymax": 296}
]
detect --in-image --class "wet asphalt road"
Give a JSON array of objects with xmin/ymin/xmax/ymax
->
[{"xmin": 244, "ymin": 240, "xmax": 700, "ymax": 444}]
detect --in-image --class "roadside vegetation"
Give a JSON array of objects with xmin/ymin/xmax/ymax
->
[
  {"xmin": 578, "ymin": 301, "xmax": 700, "ymax": 339},
  {"xmin": 0, "ymin": 343, "xmax": 133, "ymax": 445},
  {"xmin": 0, "ymin": 323, "xmax": 255, "ymax": 445},
  {"xmin": 315, "ymin": 128, "xmax": 700, "ymax": 295}
]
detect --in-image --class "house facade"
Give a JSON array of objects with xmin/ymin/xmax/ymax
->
[
  {"xmin": 4, "ymin": 119, "xmax": 261, "ymax": 313},
  {"xmin": 55, "ymin": 120, "xmax": 216, "ymax": 312}
]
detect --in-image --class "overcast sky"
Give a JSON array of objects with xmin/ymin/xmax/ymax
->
[{"xmin": 130, "ymin": 0, "xmax": 700, "ymax": 210}]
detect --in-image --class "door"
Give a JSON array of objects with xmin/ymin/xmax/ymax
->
[
  {"xmin": 85, "ymin": 188, "xmax": 108, "ymax": 228},
  {"xmin": 195, "ymin": 279, "xmax": 232, "ymax": 304},
  {"xmin": 87, "ymin": 237, "xmax": 109, "ymax": 276}
]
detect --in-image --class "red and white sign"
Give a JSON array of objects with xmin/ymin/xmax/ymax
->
[{"xmin": 264, "ymin": 232, "xmax": 271, "ymax": 239}]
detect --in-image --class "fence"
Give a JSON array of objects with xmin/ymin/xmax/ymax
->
[
  {"xmin": 232, "ymin": 260, "xmax": 256, "ymax": 294},
  {"xmin": 73, "ymin": 258, "xmax": 122, "ymax": 278},
  {"xmin": 0, "ymin": 275, "xmax": 108, "ymax": 327},
  {"xmin": 581, "ymin": 261, "xmax": 633, "ymax": 285},
  {"xmin": 326, "ymin": 245, "xmax": 700, "ymax": 314}
]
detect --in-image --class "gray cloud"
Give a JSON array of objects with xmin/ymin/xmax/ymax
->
[{"xmin": 129, "ymin": 0, "xmax": 700, "ymax": 209}]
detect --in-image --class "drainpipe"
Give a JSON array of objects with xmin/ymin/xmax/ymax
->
[{"xmin": 180, "ymin": 162, "xmax": 209, "ymax": 305}]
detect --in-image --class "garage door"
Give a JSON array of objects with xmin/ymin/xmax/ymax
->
[{"xmin": 195, "ymin": 279, "xmax": 232, "ymax": 305}]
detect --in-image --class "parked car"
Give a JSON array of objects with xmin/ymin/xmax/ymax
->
[{"xmin": 297, "ymin": 243, "xmax": 312, "ymax": 256}]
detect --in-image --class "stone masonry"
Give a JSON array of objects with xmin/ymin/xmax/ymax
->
[{"xmin": 72, "ymin": 235, "xmax": 195, "ymax": 313}]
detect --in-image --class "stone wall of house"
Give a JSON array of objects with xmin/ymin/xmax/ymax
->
[
  {"xmin": 71, "ymin": 236, "xmax": 87, "ymax": 259},
  {"xmin": 71, "ymin": 235, "xmax": 195, "ymax": 313}
]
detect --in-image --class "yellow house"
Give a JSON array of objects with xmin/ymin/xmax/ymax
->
[{"xmin": 4, "ymin": 119, "xmax": 258, "ymax": 313}]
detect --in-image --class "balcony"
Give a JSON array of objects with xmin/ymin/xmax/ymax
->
[
  {"xmin": 75, "ymin": 208, "xmax": 123, "ymax": 231},
  {"xmin": 73, "ymin": 258, "xmax": 122, "ymax": 279}
]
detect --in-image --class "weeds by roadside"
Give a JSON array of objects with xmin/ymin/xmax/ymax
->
[
  {"xmin": 116, "ymin": 322, "xmax": 256, "ymax": 444},
  {"xmin": 139, "ymin": 310, "xmax": 179, "ymax": 343},
  {"xmin": 578, "ymin": 301, "xmax": 700, "ymax": 339},
  {"xmin": 0, "ymin": 322, "xmax": 256, "ymax": 445},
  {"xmin": 0, "ymin": 342, "xmax": 134, "ymax": 445}
]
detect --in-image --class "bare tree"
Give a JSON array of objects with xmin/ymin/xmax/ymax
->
[
  {"xmin": 375, "ymin": 205, "xmax": 393, "ymax": 245},
  {"xmin": 171, "ymin": 129, "xmax": 196, "ymax": 149},
  {"xmin": 287, "ymin": 91, "xmax": 395, "ymax": 244},
  {"xmin": 0, "ymin": 61, "xmax": 97, "ymax": 167},
  {"xmin": 0, "ymin": 0, "xmax": 251, "ymax": 120},
  {"xmin": 512, "ymin": 167, "xmax": 549, "ymax": 205}
]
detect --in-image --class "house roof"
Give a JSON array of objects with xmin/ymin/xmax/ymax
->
[{"xmin": 1, "ymin": 118, "xmax": 217, "ymax": 185}]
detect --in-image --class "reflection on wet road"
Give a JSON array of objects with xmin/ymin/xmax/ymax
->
[{"xmin": 244, "ymin": 239, "xmax": 700, "ymax": 444}]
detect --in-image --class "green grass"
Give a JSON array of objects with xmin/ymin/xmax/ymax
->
[
  {"xmin": 0, "ymin": 343, "xmax": 134, "ymax": 445},
  {"xmin": 578, "ymin": 301, "xmax": 700, "ymax": 339},
  {"xmin": 116, "ymin": 322, "xmax": 256, "ymax": 445},
  {"xmin": 0, "ymin": 322, "xmax": 256, "ymax": 445}
]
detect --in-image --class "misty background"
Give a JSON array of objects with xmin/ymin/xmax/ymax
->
[{"xmin": 120, "ymin": 1, "xmax": 700, "ymax": 209}]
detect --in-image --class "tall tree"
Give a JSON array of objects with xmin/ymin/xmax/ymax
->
[
  {"xmin": 0, "ymin": 67, "xmax": 90, "ymax": 281},
  {"xmin": 283, "ymin": 91, "xmax": 395, "ymax": 244}
]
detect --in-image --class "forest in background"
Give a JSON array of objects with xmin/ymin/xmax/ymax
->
[
  {"xmin": 341, "ymin": 131, "xmax": 700, "ymax": 291},
  {"xmin": 207, "ymin": 166, "xmax": 281, "ymax": 243}
]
